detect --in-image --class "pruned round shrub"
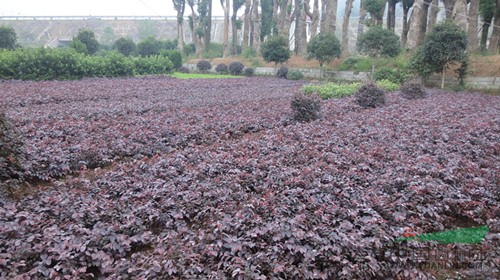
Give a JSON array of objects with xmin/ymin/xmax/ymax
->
[
  {"xmin": 355, "ymin": 82, "xmax": 386, "ymax": 108},
  {"xmin": 401, "ymin": 80, "xmax": 427, "ymax": 99},
  {"xmin": 276, "ymin": 66, "xmax": 288, "ymax": 78},
  {"xmin": 229, "ymin": 61, "xmax": 245, "ymax": 75},
  {"xmin": 215, "ymin": 63, "xmax": 228, "ymax": 74},
  {"xmin": 287, "ymin": 69, "xmax": 304, "ymax": 80},
  {"xmin": 196, "ymin": 60, "xmax": 212, "ymax": 73},
  {"xmin": 243, "ymin": 67, "xmax": 254, "ymax": 77},
  {"xmin": 291, "ymin": 93, "xmax": 322, "ymax": 122},
  {"xmin": 178, "ymin": 66, "xmax": 190, "ymax": 73},
  {"xmin": 0, "ymin": 111, "xmax": 24, "ymax": 183}
]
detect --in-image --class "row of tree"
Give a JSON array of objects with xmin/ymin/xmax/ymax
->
[{"xmin": 171, "ymin": 0, "xmax": 500, "ymax": 57}]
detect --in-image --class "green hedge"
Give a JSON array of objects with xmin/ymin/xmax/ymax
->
[
  {"xmin": 301, "ymin": 80, "xmax": 401, "ymax": 100},
  {"xmin": 302, "ymin": 82, "xmax": 361, "ymax": 99},
  {"xmin": 0, "ymin": 48, "xmax": 173, "ymax": 80}
]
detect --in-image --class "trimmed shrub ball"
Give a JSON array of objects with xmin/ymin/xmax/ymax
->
[{"xmin": 355, "ymin": 82, "xmax": 386, "ymax": 108}]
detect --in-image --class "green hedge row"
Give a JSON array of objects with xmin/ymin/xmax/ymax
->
[
  {"xmin": 0, "ymin": 48, "xmax": 174, "ymax": 80},
  {"xmin": 301, "ymin": 80, "xmax": 401, "ymax": 100}
]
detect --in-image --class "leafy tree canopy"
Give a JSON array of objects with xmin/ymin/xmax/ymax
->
[
  {"xmin": 113, "ymin": 37, "xmax": 137, "ymax": 56},
  {"xmin": 307, "ymin": 32, "xmax": 342, "ymax": 67},
  {"xmin": 357, "ymin": 26, "xmax": 401, "ymax": 59},
  {"xmin": 260, "ymin": 36, "xmax": 290, "ymax": 66},
  {"xmin": 410, "ymin": 21, "xmax": 468, "ymax": 88},
  {"xmin": 137, "ymin": 37, "xmax": 164, "ymax": 57},
  {"xmin": 0, "ymin": 26, "xmax": 18, "ymax": 50},
  {"xmin": 74, "ymin": 29, "xmax": 100, "ymax": 55},
  {"xmin": 365, "ymin": 0, "xmax": 387, "ymax": 22}
]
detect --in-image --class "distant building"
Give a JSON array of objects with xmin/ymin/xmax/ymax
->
[{"xmin": 46, "ymin": 38, "xmax": 72, "ymax": 48}]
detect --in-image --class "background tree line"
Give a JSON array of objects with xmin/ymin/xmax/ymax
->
[{"xmin": 171, "ymin": 0, "xmax": 500, "ymax": 57}]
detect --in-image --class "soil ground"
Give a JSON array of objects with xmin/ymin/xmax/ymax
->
[{"xmin": 190, "ymin": 55, "xmax": 500, "ymax": 77}]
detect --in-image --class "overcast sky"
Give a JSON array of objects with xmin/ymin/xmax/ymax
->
[{"xmin": 0, "ymin": 0, "xmax": 226, "ymax": 17}]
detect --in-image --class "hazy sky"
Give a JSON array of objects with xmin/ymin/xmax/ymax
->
[{"xmin": 0, "ymin": 0, "xmax": 226, "ymax": 17}]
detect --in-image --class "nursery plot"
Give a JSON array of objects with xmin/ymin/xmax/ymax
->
[
  {"xmin": 1, "ymin": 77, "xmax": 303, "ymax": 180},
  {"xmin": 0, "ymin": 78, "xmax": 499, "ymax": 279}
]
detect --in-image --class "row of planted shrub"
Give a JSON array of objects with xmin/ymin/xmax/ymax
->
[
  {"xmin": 293, "ymin": 80, "xmax": 426, "ymax": 122},
  {"xmin": 0, "ymin": 48, "xmax": 177, "ymax": 80},
  {"xmin": 191, "ymin": 60, "xmax": 255, "ymax": 76}
]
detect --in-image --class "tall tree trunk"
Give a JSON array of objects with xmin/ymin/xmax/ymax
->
[
  {"xmin": 387, "ymin": 0, "xmax": 397, "ymax": 30},
  {"xmin": 222, "ymin": 0, "xmax": 230, "ymax": 57},
  {"xmin": 441, "ymin": 66, "xmax": 446, "ymax": 89},
  {"xmin": 480, "ymin": 15, "xmax": 493, "ymax": 52},
  {"xmin": 452, "ymin": 0, "xmax": 468, "ymax": 30},
  {"xmin": 242, "ymin": 0, "xmax": 252, "ymax": 50},
  {"xmin": 204, "ymin": 0, "xmax": 212, "ymax": 51},
  {"xmin": 273, "ymin": 0, "xmax": 279, "ymax": 35},
  {"xmin": 177, "ymin": 18, "xmax": 185, "ymax": 52},
  {"xmin": 252, "ymin": 0, "xmax": 261, "ymax": 51},
  {"xmin": 342, "ymin": 0, "xmax": 354, "ymax": 56},
  {"xmin": 231, "ymin": 1, "xmax": 244, "ymax": 55},
  {"xmin": 443, "ymin": 0, "xmax": 455, "ymax": 19},
  {"xmin": 401, "ymin": 0, "xmax": 413, "ymax": 47},
  {"xmin": 488, "ymin": 1, "xmax": 500, "ymax": 54},
  {"xmin": 321, "ymin": 0, "xmax": 338, "ymax": 33},
  {"xmin": 299, "ymin": 3, "xmax": 308, "ymax": 55},
  {"xmin": 407, "ymin": 0, "xmax": 431, "ymax": 49},
  {"xmin": 304, "ymin": 0, "xmax": 319, "ymax": 40},
  {"xmin": 428, "ymin": 0, "xmax": 439, "ymax": 31},
  {"xmin": 231, "ymin": 12, "xmax": 238, "ymax": 54},
  {"xmin": 173, "ymin": 0, "xmax": 186, "ymax": 52},
  {"xmin": 278, "ymin": 0, "xmax": 291, "ymax": 42},
  {"xmin": 357, "ymin": 0, "xmax": 367, "ymax": 47},
  {"xmin": 467, "ymin": 0, "xmax": 480, "ymax": 52},
  {"xmin": 293, "ymin": 0, "xmax": 302, "ymax": 54},
  {"xmin": 188, "ymin": 2, "xmax": 203, "ymax": 58}
]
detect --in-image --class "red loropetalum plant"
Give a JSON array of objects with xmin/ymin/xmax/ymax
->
[
  {"xmin": 0, "ymin": 110, "xmax": 24, "ymax": 183},
  {"xmin": 401, "ymin": 80, "xmax": 427, "ymax": 100},
  {"xmin": 290, "ymin": 93, "xmax": 322, "ymax": 122},
  {"xmin": 355, "ymin": 82, "xmax": 386, "ymax": 108},
  {"xmin": 0, "ymin": 77, "xmax": 498, "ymax": 279}
]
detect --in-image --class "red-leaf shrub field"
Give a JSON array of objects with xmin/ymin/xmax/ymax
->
[{"xmin": 0, "ymin": 77, "xmax": 499, "ymax": 279}]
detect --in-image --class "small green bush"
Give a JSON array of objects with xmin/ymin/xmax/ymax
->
[
  {"xmin": 113, "ymin": 37, "xmax": 136, "ymax": 56},
  {"xmin": 374, "ymin": 67, "xmax": 408, "ymax": 84},
  {"xmin": 301, "ymin": 82, "xmax": 361, "ymax": 99},
  {"xmin": 196, "ymin": 60, "xmax": 212, "ymax": 73},
  {"xmin": 287, "ymin": 69, "xmax": 304, "ymax": 80},
  {"xmin": 229, "ymin": 61, "xmax": 245, "ymax": 75},
  {"xmin": 276, "ymin": 66, "xmax": 288, "ymax": 78},
  {"xmin": 162, "ymin": 50, "xmax": 183, "ymax": 70},
  {"xmin": 183, "ymin": 43, "xmax": 196, "ymax": 56},
  {"xmin": 355, "ymin": 82, "xmax": 386, "ymax": 108},
  {"xmin": 291, "ymin": 93, "xmax": 322, "ymax": 122},
  {"xmin": 134, "ymin": 55, "xmax": 173, "ymax": 75},
  {"xmin": 215, "ymin": 63, "xmax": 229, "ymax": 74},
  {"xmin": 243, "ymin": 67, "xmax": 254, "ymax": 77},
  {"xmin": 376, "ymin": 79, "xmax": 400, "ymax": 91},
  {"xmin": 401, "ymin": 80, "xmax": 427, "ymax": 99}
]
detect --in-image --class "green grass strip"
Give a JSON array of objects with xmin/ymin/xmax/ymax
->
[
  {"xmin": 395, "ymin": 226, "xmax": 489, "ymax": 244},
  {"xmin": 171, "ymin": 72, "xmax": 243, "ymax": 79}
]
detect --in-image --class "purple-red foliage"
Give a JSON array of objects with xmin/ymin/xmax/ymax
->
[{"xmin": 0, "ymin": 78, "xmax": 498, "ymax": 279}]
